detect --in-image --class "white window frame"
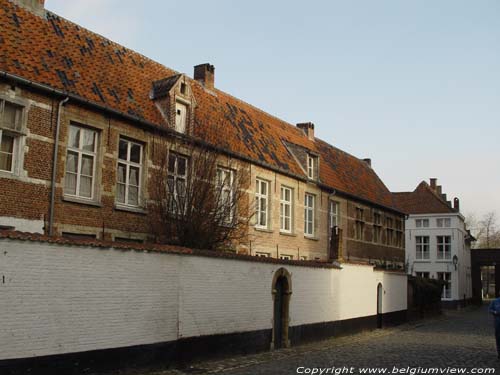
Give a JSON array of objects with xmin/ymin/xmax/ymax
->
[
  {"xmin": 416, "ymin": 219, "xmax": 429, "ymax": 228},
  {"xmin": 437, "ymin": 272, "xmax": 452, "ymax": 299},
  {"xmin": 64, "ymin": 125, "xmax": 98, "ymax": 200},
  {"xmin": 304, "ymin": 193, "xmax": 315, "ymax": 237},
  {"xmin": 437, "ymin": 235, "xmax": 451, "ymax": 260},
  {"xmin": 280, "ymin": 186, "xmax": 293, "ymax": 233},
  {"xmin": 307, "ymin": 154, "xmax": 315, "ymax": 179},
  {"xmin": 329, "ymin": 200, "xmax": 339, "ymax": 241},
  {"xmin": 217, "ymin": 167, "xmax": 235, "ymax": 225},
  {"xmin": 255, "ymin": 252, "xmax": 270, "ymax": 258},
  {"xmin": 416, "ymin": 272, "xmax": 430, "ymax": 278},
  {"xmin": 416, "ymin": 236, "xmax": 430, "ymax": 260},
  {"xmin": 167, "ymin": 152, "xmax": 188, "ymax": 213},
  {"xmin": 255, "ymin": 178, "xmax": 269, "ymax": 229},
  {"xmin": 0, "ymin": 100, "xmax": 25, "ymax": 175},
  {"xmin": 116, "ymin": 138, "xmax": 143, "ymax": 207},
  {"xmin": 437, "ymin": 218, "xmax": 451, "ymax": 228},
  {"xmin": 280, "ymin": 254, "xmax": 293, "ymax": 260}
]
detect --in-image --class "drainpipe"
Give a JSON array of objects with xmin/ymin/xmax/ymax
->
[{"xmin": 48, "ymin": 96, "xmax": 69, "ymax": 236}]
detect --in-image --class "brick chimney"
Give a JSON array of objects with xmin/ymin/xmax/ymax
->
[
  {"xmin": 430, "ymin": 178, "xmax": 437, "ymax": 191},
  {"xmin": 454, "ymin": 197, "xmax": 460, "ymax": 211},
  {"xmin": 296, "ymin": 122, "xmax": 315, "ymax": 141},
  {"xmin": 194, "ymin": 63, "xmax": 215, "ymax": 90},
  {"xmin": 363, "ymin": 158, "xmax": 372, "ymax": 167},
  {"xmin": 13, "ymin": 0, "xmax": 45, "ymax": 16},
  {"xmin": 436, "ymin": 185, "xmax": 442, "ymax": 195}
]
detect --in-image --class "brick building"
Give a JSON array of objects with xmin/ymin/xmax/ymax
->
[{"xmin": 0, "ymin": 0, "xmax": 405, "ymax": 265}]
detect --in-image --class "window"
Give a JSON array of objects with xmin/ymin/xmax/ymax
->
[
  {"xmin": 62, "ymin": 232, "xmax": 97, "ymax": 240},
  {"xmin": 114, "ymin": 237, "xmax": 145, "ymax": 244},
  {"xmin": 373, "ymin": 212, "xmax": 382, "ymax": 243},
  {"xmin": 437, "ymin": 235, "xmax": 451, "ymax": 260},
  {"xmin": 217, "ymin": 167, "xmax": 234, "ymax": 224},
  {"xmin": 386, "ymin": 217, "xmax": 394, "ymax": 246},
  {"xmin": 329, "ymin": 201, "xmax": 339, "ymax": 228},
  {"xmin": 64, "ymin": 125, "xmax": 98, "ymax": 199},
  {"xmin": 116, "ymin": 138, "xmax": 142, "ymax": 207},
  {"xmin": 300, "ymin": 255, "xmax": 308, "ymax": 261},
  {"xmin": 307, "ymin": 154, "xmax": 316, "ymax": 179},
  {"xmin": 280, "ymin": 186, "xmax": 293, "ymax": 233},
  {"xmin": 437, "ymin": 272, "xmax": 451, "ymax": 299},
  {"xmin": 175, "ymin": 101, "xmax": 188, "ymax": 133},
  {"xmin": 416, "ymin": 272, "xmax": 430, "ymax": 279},
  {"xmin": 416, "ymin": 236, "xmax": 430, "ymax": 260},
  {"xmin": 304, "ymin": 193, "xmax": 315, "ymax": 236},
  {"xmin": 255, "ymin": 179, "xmax": 269, "ymax": 228},
  {"xmin": 437, "ymin": 218, "xmax": 451, "ymax": 228},
  {"xmin": 415, "ymin": 219, "xmax": 429, "ymax": 228},
  {"xmin": 280, "ymin": 254, "xmax": 293, "ymax": 260},
  {"xmin": 0, "ymin": 100, "xmax": 24, "ymax": 173},
  {"xmin": 355, "ymin": 207, "xmax": 364, "ymax": 240},
  {"xmin": 255, "ymin": 252, "xmax": 270, "ymax": 258},
  {"xmin": 167, "ymin": 153, "xmax": 188, "ymax": 213}
]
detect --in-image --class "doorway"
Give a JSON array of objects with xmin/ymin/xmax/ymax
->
[{"xmin": 271, "ymin": 268, "xmax": 292, "ymax": 350}]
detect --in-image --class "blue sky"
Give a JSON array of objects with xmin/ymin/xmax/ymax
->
[{"xmin": 47, "ymin": 0, "xmax": 500, "ymax": 219}]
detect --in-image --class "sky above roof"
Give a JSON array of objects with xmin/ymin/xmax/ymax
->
[{"xmin": 46, "ymin": 0, "xmax": 500, "ymax": 219}]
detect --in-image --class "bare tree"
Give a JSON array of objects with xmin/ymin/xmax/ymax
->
[
  {"xmin": 472, "ymin": 211, "xmax": 500, "ymax": 249},
  {"xmin": 148, "ymin": 134, "xmax": 253, "ymax": 251}
]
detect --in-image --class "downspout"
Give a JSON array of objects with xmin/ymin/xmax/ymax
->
[{"xmin": 48, "ymin": 96, "xmax": 69, "ymax": 236}]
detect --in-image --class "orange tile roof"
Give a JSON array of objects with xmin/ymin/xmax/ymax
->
[
  {"xmin": 392, "ymin": 181, "xmax": 456, "ymax": 215},
  {"xmin": 0, "ymin": 1, "xmax": 400, "ymax": 211}
]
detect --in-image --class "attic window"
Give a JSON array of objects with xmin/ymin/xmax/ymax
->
[
  {"xmin": 307, "ymin": 154, "xmax": 317, "ymax": 179},
  {"xmin": 180, "ymin": 83, "xmax": 187, "ymax": 95},
  {"xmin": 175, "ymin": 101, "xmax": 188, "ymax": 133}
]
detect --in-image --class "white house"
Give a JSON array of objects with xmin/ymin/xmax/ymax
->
[{"xmin": 393, "ymin": 179, "xmax": 475, "ymax": 308}]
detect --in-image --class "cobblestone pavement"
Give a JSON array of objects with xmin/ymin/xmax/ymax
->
[{"xmin": 108, "ymin": 305, "xmax": 500, "ymax": 375}]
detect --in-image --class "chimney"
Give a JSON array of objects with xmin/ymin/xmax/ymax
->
[
  {"xmin": 430, "ymin": 178, "xmax": 437, "ymax": 191},
  {"xmin": 363, "ymin": 158, "xmax": 372, "ymax": 167},
  {"xmin": 296, "ymin": 122, "xmax": 315, "ymax": 141},
  {"xmin": 441, "ymin": 193, "xmax": 447, "ymax": 202},
  {"xmin": 194, "ymin": 63, "xmax": 215, "ymax": 90},
  {"xmin": 436, "ymin": 185, "xmax": 442, "ymax": 195},
  {"xmin": 454, "ymin": 197, "xmax": 460, "ymax": 211},
  {"xmin": 13, "ymin": 0, "xmax": 45, "ymax": 16}
]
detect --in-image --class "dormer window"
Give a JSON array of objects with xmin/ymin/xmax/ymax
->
[
  {"xmin": 175, "ymin": 101, "xmax": 188, "ymax": 133},
  {"xmin": 307, "ymin": 154, "xmax": 317, "ymax": 179}
]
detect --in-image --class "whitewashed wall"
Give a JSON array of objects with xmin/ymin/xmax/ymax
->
[{"xmin": 0, "ymin": 238, "xmax": 407, "ymax": 360}]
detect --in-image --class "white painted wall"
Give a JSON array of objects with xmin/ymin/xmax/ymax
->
[
  {"xmin": 404, "ymin": 213, "xmax": 472, "ymax": 302},
  {"xmin": 0, "ymin": 238, "xmax": 407, "ymax": 360}
]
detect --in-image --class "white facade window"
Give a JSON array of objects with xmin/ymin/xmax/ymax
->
[
  {"xmin": 0, "ymin": 100, "xmax": 24, "ymax": 173},
  {"xmin": 329, "ymin": 201, "xmax": 339, "ymax": 228},
  {"xmin": 437, "ymin": 235, "xmax": 451, "ymax": 260},
  {"xmin": 167, "ymin": 153, "xmax": 188, "ymax": 213},
  {"xmin": 437, "ymin": 272, "xmax": 452, "ymax": 299},
  {"xmin": 416, "ymin": 219, "xmax": 429, "ymax": 228},
  {"xmin": 217, "ymin": 167, "xmax": 234, "ymax": 224},
  {"xmin": 280, "ymin": 254, "xmax": 293, "ymax": 260},
  {"xmin": 416, "ymin": 236, "xmax": 430, "ymax": 260},
  {"xmin": 373, "ymin": 212, "xmax": 382, "ymax": 243},
  {"xmin": 280, "ymin": 186, "xmax": 293, "ymax": 233},
  {"xmin": 116, "ymin": 138, "xmax": 142, "ymax": 207},
  {"xmin": 255, "ymin": 252, "xmax": 270, "ymax": 258},
  {"xmin": 307, "ymin": 154, "xmax": 316, "ymax": 179},
  {"xmin": 416, "ymin": 272, "xmax": 430, "ymax": 278},
  {"xmin": 304, "ymin": 193, "xmax": 315, "ymax": 236},
  {"xmin": 175, "ymin": 102, "xmax": 188, "ymax": 133},
  {"xmin": 255, "ymin": 179, "xmax": 269, "ymax": 228},
  {"xmin": 437, "ymin": 218, "xmax": 451, "ymax": 228},
  {"xmin": 64, "ymin": 125, "xmax": 98, "ymax": 199}
]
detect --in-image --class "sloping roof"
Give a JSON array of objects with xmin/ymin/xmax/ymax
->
[
  {"xmin": 392, "ymin": 181, "xmax": 456, "ymax": 215},
  {"xmin": 0, "ymin": 1, "xmax": 398, "ymax": 211}
]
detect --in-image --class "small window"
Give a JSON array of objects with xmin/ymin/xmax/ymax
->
[
  {"xmin": 300, "ymin": 255, "xmax": 308, "ymax": 261},
  {"xmin": 416, "ymin": 236, "xmax": 430, "ymax": 260},
  {"xmin": 114, "ymin": 237, "xmax": 144, "ymax": 244},
  {"xmin": 329, "ymin": 200, "xmax": 339, "ymax": 240},
  {"xmin": 415, "ymin": 219, "xmax": 429, "ymax": 228},
  {"xmin": 307, "ymin": 154, "xmax": 316, "ymax": 179},
  {"xmin": 180, "ymin": 83, "xmax": 187, "ymax": 95},
  {"xmin": 116, "ymin": 138, "xmax": 143, "ymax": 207},
  {"xmin": 255, "ymin": 179, "xmax": 269, "ymax": 228},
  {"xmin": 280, "ymin": 186, "xmax": 293, "ymax": 233},
  {"xmin": 167, "ymin": 153, "xmax": 188, "ymax": 213},
  {"xmin": 64, "ymin": 125, "xmax": 98, "ymax": 199},
  {"xmin": 0, "ymin": 100, "xmax": 24, "ymax": 173},
  {"xmin": 175, "ymin": 102, "xmax": 188, "ymax": 133},
  {"xmin": 355, "ymin": 207, "xmax": 364, "ymax": 240},
  {"xmin": 216, "ymin": 167, "xmax": 235, "ymax": 225},
  {"xmin": 280, "ymin": 254, "xmax": 293, "ymax": 260},
  {"xmin": 255, "ymin": 252, "xmax": 270, "ymax": 258},
  {"xmin": 304, "ymin": 193, "xmax": 315, "ymax": 236},
  {"xmin": 437, "ymin": 218, "xmax": 451, "ymax": 228},
  {"xmin": 373, "ymin": 212, "xmax": 382, "ymax": 243},
  {"xmin": 62, "ymin": 232, "xmax": 97, "ymax": 240}
]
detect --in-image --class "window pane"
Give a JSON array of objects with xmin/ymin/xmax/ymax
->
[
  {"xmin": 177, "ymin": 157, "xmax": 186, "ymax": 176},
  {"xmin": 130, "ymin": 143, "xmax": 141, "ymax": 163},
  {"xmin": 117, "ymin": 163, "xmax": 126, "ymax": 183},
  {"xmin": 79, "ymin": 176, "xmax": 92, "ymax": 198},
  {"xmin": 176, "ymin": 179, "xmax": 186, "ymax": 197},
  {"xmin": 129, "ymin": 166, "xmax": 139, "ymax": 186},
  {"xmin": 167, "ymin": 176, "xmax": 175, "ymax": 193},
  {"xmin": 116, "ymin": 183, "xmax": 125, "ymax": 203},
  {"xmin": 0, "ymin": 134, "xmax": 14, "ymax": 153},
  {"xmin": 2, "ymin": 103, "xmax": 19, "ymax": 130},
  {"xmin": 64, "ymin": 172, "xmax": 77, "ymax": 195},
  {"xmin": 82, "ymin": 129, "xmax": 96, "ymax": 152},
  {"xmin": 66, "ymin": 151, "xmax": 78, "ymax": 173},
  {"xmin": 69, "ymin": 126, "xmax": 80, "ymax": 148},
  {"xmin": 128, "ymin": 186, "xmax": 138, "ymax": 206},
  {"xmin": 0, "ymin": 152, "xmax": 12, "ymax": 171},
  {"xmin": 118, "ymin": 140, "xmax": 128, "ymax": 160},
  {"xmin": 81, "ymin": 155, "xmax": 94, "ymax": 176},
  {"xmin": 168, "ymin": 155, "xmax": 176, "ymax": 173}
]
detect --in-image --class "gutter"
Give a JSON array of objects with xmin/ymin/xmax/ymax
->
[
  {"xmin": 48, "ymin": 96, "xmax": 69, "ymax": 236},
  {"xmin": 1, "ymin": 70, "xmax": 404, "ymax": 216}
]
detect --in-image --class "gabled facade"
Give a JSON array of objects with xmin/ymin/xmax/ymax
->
[
  {"xmin": 393, "ymin": 179, "xmax": 474, "ymax": 307},
  {"xmin": 0, "ymin": 0, "xmax": 405, "ymax": 265}
]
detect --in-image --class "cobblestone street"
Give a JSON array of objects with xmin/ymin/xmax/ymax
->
[{"xmin": 115, "ymin": 305, "xmax": 499, "ymax": 375}]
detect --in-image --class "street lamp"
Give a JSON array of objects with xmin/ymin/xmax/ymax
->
[{"xmin": 453, "ymin": 255, "xmax": 458, "ymax": 270}]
